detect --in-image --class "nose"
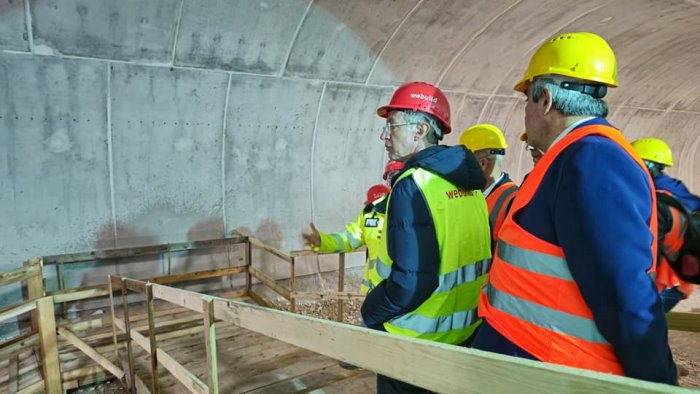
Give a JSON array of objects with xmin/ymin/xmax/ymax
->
[{"xmin": 380, "ymin": 128, "xmax": 389, "ymax": 142}]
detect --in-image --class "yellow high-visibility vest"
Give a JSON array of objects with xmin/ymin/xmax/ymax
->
[
  {"xmin": 316, "ymin": 196, "xmax": 392, "ymax": 293},
  {"xmin": 381, "ymin": 168, "xmax": 491, "ymax": 345}
]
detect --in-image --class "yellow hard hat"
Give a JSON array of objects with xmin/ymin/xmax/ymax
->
[
  {"xmin": 631, "ymin": 138, "xmax": 673, "ymax": 167},
  {"xmin": 459, "ymin": 124, "xmax": 508, "ymax": 152},
  {"xmin": 514, "ymin": 32, "xmax": 618, "ymax": 93}
]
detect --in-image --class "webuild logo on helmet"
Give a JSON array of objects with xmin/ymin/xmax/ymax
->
[
  {"xmin": 409, "ymin": 93, "xmax": 439, "ymax": 104},
  {"xmin": 377, "ymin": 81, "xmax": 452, "ymax": 134}
]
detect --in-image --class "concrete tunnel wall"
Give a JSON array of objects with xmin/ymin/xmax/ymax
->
[{"xmin": 1, "ymin": 0, "xmax": 700, "ymax": 307}]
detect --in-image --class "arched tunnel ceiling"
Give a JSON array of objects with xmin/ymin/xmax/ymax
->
[
  {"xmin": 1, "ymin": 0, "xmax": 699, "ymax": 261},
  {"xmin": 168, "ymin": 0, "xmax": 700, "ymax": 185},
  {"xmin": 14, "ymin": 0, "xmax": 700, "ymax": 147},
  {"xmin": 285, "ymin": 0, "xmax": 700, "ymax": 189},
  {"xmin": 277, "ymin": 0, "xmax": 700, "ymax": 110}
]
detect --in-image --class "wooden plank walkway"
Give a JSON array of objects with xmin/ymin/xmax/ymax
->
[{"xmin": 0, "ymin": 296, "xmax": 375, "ymax": 393}]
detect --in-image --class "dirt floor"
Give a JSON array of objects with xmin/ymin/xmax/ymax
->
[{"xmin": 669, "ymin": 287, "xmax": 700, "ymax": 388}]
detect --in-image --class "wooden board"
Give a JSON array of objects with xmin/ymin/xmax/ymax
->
[
  {"xmin": 57, "ymin": 327, "xmax": 124, "ymax": 380},
  {"xmin": 247, "ymin": 267, "xmax": 290, "ymax": 300},
  {"xmin": 668, "ymin": 312, "xmax": 700, "ymax": 333},
  {"xmin": 0, "ymin": 263, "xmax": 40, "ymax": 287},
  {"xmin": 233, "ymin": 229, "xmax": 292, "ymax": 263},
  {"xmin": 36, "ymin": 297, "xmax": 61, "ymax": 394},
  {"xmin": 43, "ymin": 236, "xmax": 247, "ymax": 265},
  {"xmin": 213, "ymin": 299, "xmax": 693, "ymax": 394}
]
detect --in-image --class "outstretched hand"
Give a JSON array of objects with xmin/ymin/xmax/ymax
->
[{"xmin": 301, "ymin": 222, "xmax": 321, "ymax": 248}]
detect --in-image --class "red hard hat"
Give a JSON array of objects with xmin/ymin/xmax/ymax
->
[
  {"xmin": 365, "ymin": 184, "xmax": 390, "ymax": 205},
  {"xmin": 377, "ymin": 82, "xmax": 452, "ymax": 134},
  {"xmin": 383, "ymin": 160, "xmax": 405, "ymax": 180}
]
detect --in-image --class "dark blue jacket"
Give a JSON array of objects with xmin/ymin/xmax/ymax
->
[
  {"xmin": 473, "ymin": 118, "xmax": 677, "ymax": 385},
  {"xmin": 361, "ymin": 145, "xmax": 485, "ymax": 329},
  {"xmin": 654, "ymin": 173, "xmax": 700, "ymax": 211}
]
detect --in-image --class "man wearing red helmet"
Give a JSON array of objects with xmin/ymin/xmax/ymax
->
[
  {"xmin": 361, "ymin": 82, "xmax": 491, "ymax": 393},
  {"xmin": 302, "ymin": 161, "xmax": 405, "ymax": 295}
]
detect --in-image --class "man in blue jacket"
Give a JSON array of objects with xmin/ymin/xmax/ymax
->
[
  {"xmin": 632, "ymin": 137, "xmax": 700, "ymax": 312},
  {"xmin": 361, "ymin": 81, "xmax": 491, "ymax": 393},
  {"xmin": 475, "ymin": 32, "xmax": 677, "ymax": 384}
]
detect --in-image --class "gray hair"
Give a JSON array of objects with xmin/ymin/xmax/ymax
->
[
  {"xmin": 402, "ymin": 110, "xmax": 443, "ymax": 143},
  {"xmin": 530, "ymin": 76, "xmax": 608, "ymax": 118}
]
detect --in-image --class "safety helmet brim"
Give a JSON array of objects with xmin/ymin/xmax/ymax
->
[{"xmin": 514, "ymin": 73, "xmax": 618, "ymax": 93}]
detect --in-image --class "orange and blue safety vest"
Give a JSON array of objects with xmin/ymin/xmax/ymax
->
[
  {"xmin": 485, "ymin": 174, "xmax": 518, "ymax": 252},
  {"xmin": 478, "ymin": 123, "xmax": 657, "ymax": 375}
]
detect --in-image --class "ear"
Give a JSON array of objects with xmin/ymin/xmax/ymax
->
[
  {"xmin": 541, "ymin": 87, "xmax": 555, "ymax": 115},
  {"xmin": 414, "ymin": 123, "xmax": 430, "ymax": 140}
]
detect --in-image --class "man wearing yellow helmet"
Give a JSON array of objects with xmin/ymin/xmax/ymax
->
[
  {"xmin": 460, "ymin": 124, "xmax": 518, "ymax": 252},
  {"xmin": 632, "ymin": 138, "xmax": 700, "ymax": 312},
  {"xmin": 474, "ymin": 32, "xmax": 677, "ymax": 384}
]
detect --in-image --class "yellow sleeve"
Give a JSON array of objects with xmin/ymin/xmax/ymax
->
[{"xmin": 316, "ymin": 210, "xmax": 366, "ymax": 253}]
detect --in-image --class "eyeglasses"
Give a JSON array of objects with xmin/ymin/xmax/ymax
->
[{"xmin": 381, "ymin": 122, "xmax": 416, "ymax": 135}]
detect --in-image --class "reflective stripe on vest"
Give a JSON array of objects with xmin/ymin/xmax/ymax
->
[
  {"xmin": 339, "ymin": 229, "xmax": 362, "ymax": 249},
  {"xmin": 329, "ymin": 233, "xmax": 346, "ymax": 253},
  {"xmin": 484, "ymin": 284, "xmax": 608, "ymax": 344},
  {"xmin": 486, "ymin": 182, "xmax": 518, "ymax": 250},
  {"xmin": 479, "ymin": 124, "xmax": 657, "ymax": 375},
  {"xmin": 387, "ymin": 259, "xmax": 489, "ymax": 334},
  {"xmin": 382, "ymin": 167, "xmax": 491, "ymax": 344},
  {"xmin": 662, "ymin": 204, "xmax": 687, "ymax": 260},
  {"xmin": 367, "ymin": 257, "xmax": 392, "ymax": 280},
  {"xmin": 389, "ymin": 307, "xmax": 479, "ymax": 335},
  {"xmin": 362, "ymin": 256, "xmax": 392, "ymax": 293},
  {"xmin": 497, "ymin": 239, "xmax": 572, "ymax": 280}
]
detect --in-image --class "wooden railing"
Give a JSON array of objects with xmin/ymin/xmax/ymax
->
[
  {"xmin": 38, "ymin": 231, "xmax": 362, "ymax": 321},
  {"xmin": 1, "ymin": 232, "xmax": 360, "ymax": 392},
  {"xmin": 0, "ymin": 258, "xmax": 60, "ymax": 393},
  {"xmin": 2, "ymin": 234, "xmax": 699, "ymax": 393},
  {"xmin": 41, "ymin": 236, "xmax": 249, "ymax": 315},
  {"xmin": 106, "ymin": 276, "xmax": 694, "ymax": 394},
  {"xmin": 236, "ymin": 228, "xmax": 365, "ymax": 321},
  {"xmin": 109, "ymin": 276, "xmax": 216, "ymax": 393}
]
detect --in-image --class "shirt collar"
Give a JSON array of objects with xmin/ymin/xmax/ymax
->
[
  {"xmin": 483, "ymin": 172, "xmax": 505, "ymax": 198},
  {"xmin": 548, "ymin": 116, "xmax": 595, "ymax": 150}
]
